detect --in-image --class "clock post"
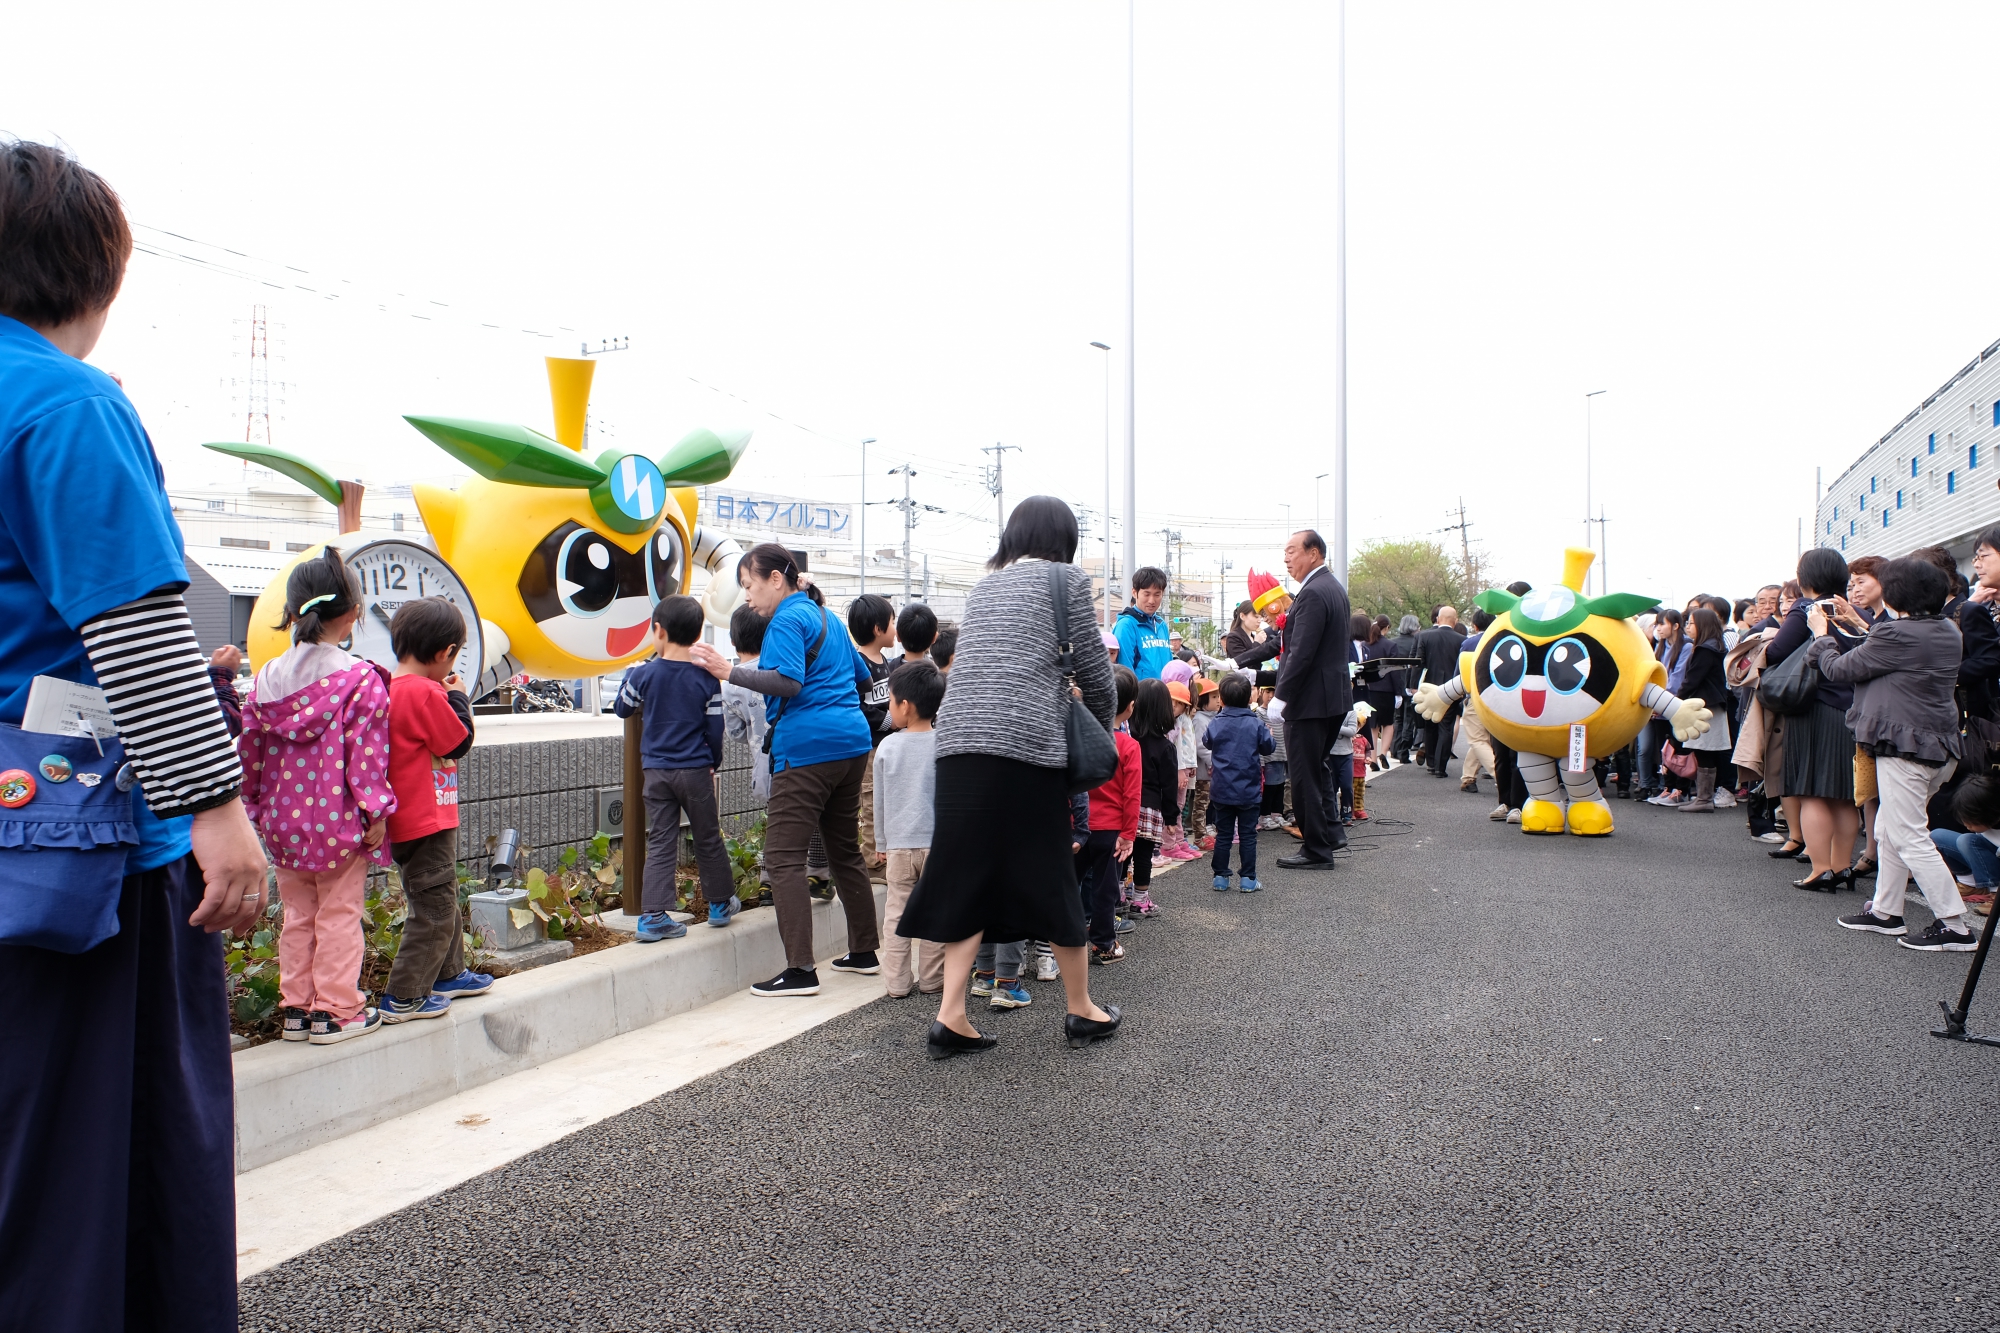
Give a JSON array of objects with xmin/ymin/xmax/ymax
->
[{"xmin": 621, "ymin": 704, "xmax": 646, "ymax": 913}]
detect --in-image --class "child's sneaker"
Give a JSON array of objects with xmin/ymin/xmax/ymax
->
[
  {"xmin": 1167, "ymin": 842, "xmax": 1202, "ymax": 861},
  {"xmin": 1239, "ymin": 878, "xmax": 1263, "ymax": 893},
  {"xmin": 988, "ymin": 979, "xmax": 1033, "ymax": 1009},
  {"xmin": 1197, "ymin": 835, "xmax": 1216, "ymax": 851},
  {"xmin": 1353, "ymin": 809, "xmax": 1370, "ymax": 822},
  {"xmin": 969, "ymin": 971, "xmax": 997, "ymax": 997},
  {"xmin": 807, "ymin": 875, "xmax": 835, "ymax": 902},
  {"xmin": 308, "ymin": 1008, "xmax": 382, "ymax": 1045},
  {"xmin": 1213, "ymin": 874, "xmax": 1233, "ymax": 891},
  {"xmin": 280, "ymin": 1007, "xmax": 311, "ymax": 1042},
  {"xmin": 1090, "ymin": 942, "xmax": 1125, "ymax": 964},
  {"xmin": 1033, "ymin": 952, "xmax": 1061, "ymax": 982},
  {"xmin": 431, "ymin": 969, "xmax": 494, "ymax": 998},
  {"xmin": 636, "ymin": 911, "xmax": 687, "ymax": 942},
  {"xmin": 1132, "ymin": 891, "xmax": 1161, "ymax": 917},
  {"xmin": 708, "ymin": 896, "xmax": 742, "ymax": 928},
  {"xmin": 380, "ymin": 993, "xmax": 452, "ymax": 1024},
  {"xmin": 1113, "ymin": 915, "xmax": 1136, "ymax": 934}
]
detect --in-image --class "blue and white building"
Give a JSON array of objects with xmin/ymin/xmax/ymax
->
[{"xmin": 1818, "ymin": 335, "xmax": 2000, "ymax": 566}]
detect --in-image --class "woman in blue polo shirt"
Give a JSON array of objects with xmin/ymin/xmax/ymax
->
[
  {"xmin": 692, "ymin": 542, "xmax": 877, "ymax": 996},
  {"xmin": 0, "ymin": 141, "xmax": 269, "ymax": 1332}
]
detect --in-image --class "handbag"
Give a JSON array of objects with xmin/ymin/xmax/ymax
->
[
  {"xmin": 0, "ymin": 723, "xmax": 137, "ymax": 953},
  {"xmin": 1660, "ymin": 739, "xmax": 1697, "ymax": 779},
  {"xmin": 1047, "ymin": 564, "xmax": 1119, "ymax": 794},
  {"xmin": 1757, "ymin": 644, "xmax": 1819, "ymax": 717}
]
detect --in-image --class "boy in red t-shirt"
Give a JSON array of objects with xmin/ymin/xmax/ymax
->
[
  {"xmin": 380, "ymin": 598, "xmax": 485, "ymax": 1022},
  {"xmin": 1078, "ymin": 666, "xmax": 1141, "ymax": 965}
]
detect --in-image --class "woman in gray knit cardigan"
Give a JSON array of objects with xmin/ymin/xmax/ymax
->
[{"xmin": 896, "ymin": 497, "xmax": 1124, "ymax": 1058}]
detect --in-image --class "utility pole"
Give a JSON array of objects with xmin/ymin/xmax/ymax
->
[
  {"xmin": 1332, "ymin": 0, "xmax": 1348, "ymax": 585},
  {"xmin": 1121, "ymin": 0, "xmax": 1137, "ymax": 603},
  {"xmin": 859, "ymin": 438, "xmax": 875, "ymax": 594},
  {"xmin": 981, "ymin": 442, "xmax": 1021, "ymax": 534},
  {"xmin": 887, "ymin": 463, "xmax": 945, "ymax": 604},
  {"xmin": 1591, "ymin": 506, "xmax": 1609, "ymax": 594},
  {"xmin": 1444, "ymin": 498, "xmax": 1474, "ymax": 591}
]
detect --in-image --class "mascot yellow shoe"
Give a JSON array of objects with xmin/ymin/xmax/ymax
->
[
  {"xmin": 1519, "ymin": 799, "xmax": 1567, "ymax": 835},
  {"xmin": 1565, "ymin": 799, "xmax": 1615, "ymax": 837}
]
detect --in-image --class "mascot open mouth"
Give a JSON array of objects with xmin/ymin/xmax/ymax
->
[
  {"xmin": 1521, "ymin": 688, "xmax": 1546, "ymax": 718},
  {"xmin": 606, "ymin": 621, "xmax": 651, "ymax": 656}
]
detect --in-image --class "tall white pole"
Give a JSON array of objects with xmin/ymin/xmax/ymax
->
[
  {"xmin": 859, "ymin": 437, "xmax": 875, "ymax": 595},
  {"xmin": 1584, "ymin": 390, "xmax": 1605, "ymax": 594},
  {"xmin": 1093, "ymin": 341, "xmax": 1113, "ymax": 625},
  {"xmin": 1333, "ymin": 0, "xmax": 1348, "ymax": 584},
  {"xmin": 1121, "ymin": 0, "xmax": 1137, "ymax": 603}
]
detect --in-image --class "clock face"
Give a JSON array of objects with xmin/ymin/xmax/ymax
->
[{"xmin": 343, "ymin": 539, "xmax": 484, "ymax": 684}]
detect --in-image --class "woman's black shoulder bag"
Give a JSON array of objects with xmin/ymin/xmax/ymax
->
[
  {"xmin": 1047, "ymin": 564, "xmax": 1119, "ymax": 794},
  {"xmin": 1757, "ymin": 640, "xmax": 1819, "ymax": 717}
]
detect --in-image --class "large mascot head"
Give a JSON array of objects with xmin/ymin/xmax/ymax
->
[
  {"xmin": 1466, "ymin": 548, "xmax": 1663, "ymax": 758},
  {"xmin": 405, "ymin": 358, "xmax": 749, "ymax": 680}
]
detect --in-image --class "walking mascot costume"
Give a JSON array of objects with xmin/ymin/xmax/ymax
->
[{"xmin": 1411, "ymin": 548, "xmax": 1711, "ymax": 835}]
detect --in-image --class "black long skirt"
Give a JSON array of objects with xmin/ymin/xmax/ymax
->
[{"xmin": 896, "ymin": 753, "xmax": 1087, "ymax": 947}]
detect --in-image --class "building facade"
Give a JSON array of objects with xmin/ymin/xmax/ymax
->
[{"xmin": 1818, "ymin": 335, "xmax": 2000, "ymax": 566}]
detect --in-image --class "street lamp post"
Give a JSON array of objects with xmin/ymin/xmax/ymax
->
[
  {"xmin": 1092, "ymin": 341, "xmax": 1112, "ymax": 625},
  {"xmin": 1315, "ymin": 472, "xmax": 1328, "ymax": 533},
  {"xmin": 859, "ymin": 437, "xmax": 876, "ymax": 595},
  {"xmin": 1584, "ymin": 391, "xmax": 1605, "ymax": 594}
]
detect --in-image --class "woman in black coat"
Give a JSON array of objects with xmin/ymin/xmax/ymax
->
[
  {"xmin": 1675, "ymin": 608, "xmax": 1733, "ymax": 812},
  {"xmin": 1222, "ymin": 600, "xmax": 1281, "ymax": 671}
]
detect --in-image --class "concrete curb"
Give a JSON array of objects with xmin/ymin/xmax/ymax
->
[{"xmin": 232, "ymin": 887, "xmax": 886, "ymax": 1174}]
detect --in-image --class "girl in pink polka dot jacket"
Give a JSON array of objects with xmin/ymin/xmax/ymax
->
[{"xmin": 237, "ymin": 549, "xmax": 398, "ymax": 1045}]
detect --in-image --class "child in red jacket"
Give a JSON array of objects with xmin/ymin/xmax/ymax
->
[{"xmin": 1079, "ymin": 666, "xmax": 1141, "ymax": 964}]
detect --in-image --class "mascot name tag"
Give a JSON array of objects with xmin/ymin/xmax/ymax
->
[{"xmin": 1567, "ymin": 723, "xmax": 1588, "ymax": 773}]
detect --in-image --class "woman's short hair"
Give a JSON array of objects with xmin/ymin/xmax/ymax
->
[
  {"xmin": 987, "ymin": 495, "xmax": 1079, "ymax": 570},
  {"xmin": 1878, "ymin": 556, "xmax": 1950, "ymax": 617},
  {"xmin": 1397, "ymin": 614, "xmax": 1421, "ymax": 635},
  {"xmin": 0, "ymin": 141, "xmax": 131, "ymax": 328},
  {"xmin": 1349, "ymin": 612, "xmax": 1372, "ymax": 639},
  {"xmin": 1781, "ymin": 579, "xmax": 1802, "ymax": 600},
  {"xmin": 1847, "ymin": 554, "xmax": 1886, "ymax": 582},
  {"xmin": 1796, "ymin": 548, "xmax": 1849, "ymax": 599}
]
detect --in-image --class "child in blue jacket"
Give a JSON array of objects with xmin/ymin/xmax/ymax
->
[{"xmin": 1200, "ymin": 673, "xmax": 1276, "ymax": 891}]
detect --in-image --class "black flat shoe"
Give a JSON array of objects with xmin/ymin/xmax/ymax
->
[
  {"xmin": 1793, "ymin": 870, "xmax": 1839, "ymax": 892},
  {"xmin": 1850, "ymin": 858, "xmax": 1878, "ymax": 879},
  {"xmin": 1064, "ymin": 1004, "xmax": 1123, "ymax": 1049},
  {"xmin": 926, "ymin": 1021, "xmax": 997, "ymax": 1060},
  {"xmin": 1768, "ymin": 841, "xmax": 1806, "ymax": 859}
]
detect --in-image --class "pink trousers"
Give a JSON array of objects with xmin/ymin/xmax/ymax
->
[{"xmin": 276, "ymin": 854, "xmax": 369, "ymax": 1020}]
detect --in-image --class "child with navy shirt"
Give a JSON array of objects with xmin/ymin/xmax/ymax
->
[
  {"xmin": 1201, "ymin": 674, "xmax": 1276, "ymax": 891},
  {"xmin": 615, "ymin": 595, "xmax": 738, "ymax": 941}
]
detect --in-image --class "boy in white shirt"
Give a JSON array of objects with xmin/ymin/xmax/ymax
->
[{"xmin": 874, "ymin": 660, "xmax": 947, "ymax": 997}]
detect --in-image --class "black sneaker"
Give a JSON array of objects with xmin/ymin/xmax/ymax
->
[
  {"xmin": 751, "ymin": 967, "xmax": 822, "ymax": 997},
  {"xmin": 1900, "ymin": 919, "xmax": 1978, "ymax": 952},
  {"xmin": 807, "ymin": 876, "xmax": 835, "ymax": 902},
  {"xmin": 1837, "ymin": 908, "xmax": 1906, "ymax": 936},
  {"xmin": 829, "ymin": 951, "xmax": 880, "ymax": 975},
  {"xmin": 280, "ymin": 1006, "xmax": 311, "ymax": 1042}
]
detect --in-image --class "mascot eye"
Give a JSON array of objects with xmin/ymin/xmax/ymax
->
[
  {"xmin": 556, "ymin": 529, "xmax": 619, "ymax": 618},
  {"xmin": 645, "ymin": 524, "xmax": 685, "ymax": 605},
  {"xmin": 1490, "ymin": 635, "xmax": 1527, "ymax": 690},
  {"xmin": 1547, "ymin": 637, "xmax": 1591, "ymax": 694}
]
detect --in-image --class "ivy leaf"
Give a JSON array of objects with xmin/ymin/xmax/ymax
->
[
  {"xmin": 509, "ymin": 907, "xmax": 535, "ymax": 930},
  {"xmin": 525, "ymin": 867, "xmax": 549, "ymax": 901},
  {"xmin": 546, "ymin": 916, "xmax": 565, "ymax": 940},
  {"xmin": 559, "ymin": 846, "xmax": 578, "ymax": 868}
]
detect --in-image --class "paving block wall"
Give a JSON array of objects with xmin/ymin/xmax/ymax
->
[{"xmin": 454, "ymin": 733, "xmax": 764, "ymax": 876}]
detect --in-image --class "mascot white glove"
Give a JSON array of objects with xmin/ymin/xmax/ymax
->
[
  {"xmin": 1411, "ymin": 681, "xmax": 1448, "ymax": 723},
  {"xmin": 1670, "ymin": 697, "xmax": 1713, "ymax": 742}
]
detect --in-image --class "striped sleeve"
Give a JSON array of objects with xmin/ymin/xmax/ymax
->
[{"xmin": 79, "ymin": 590, "xmax": 244, "ymax": 819}]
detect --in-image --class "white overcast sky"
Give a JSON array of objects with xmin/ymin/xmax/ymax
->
[{"xmin": 8, "ymin": 1, "xmax": 2000, "ymax": 609}]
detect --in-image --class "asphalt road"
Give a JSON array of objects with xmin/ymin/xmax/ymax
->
[{"xmin": 241, "ymin": 761, "xmax": 2000, "ymax": 1332}]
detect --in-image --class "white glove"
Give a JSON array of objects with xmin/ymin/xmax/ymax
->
[
  {"xmin": 1670, "ymin": 697, "xmax": 1713, "ymax": 742},
  {"xmin": 1411, "ymin": 681, "xmax": 1448, "ymax": 723}
]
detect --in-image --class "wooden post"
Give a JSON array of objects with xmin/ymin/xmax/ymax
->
[{"xmin": 622, "ymin": 706, "xmax": 645, "ymax": 913}]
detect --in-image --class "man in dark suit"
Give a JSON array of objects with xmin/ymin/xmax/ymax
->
[
  {"xmin": 1414, "ymin": 607, "xmax": 1467, "ymax": 778},
  {"xmin": 1274, "ymin": 529, "xmax": 1352, "ymax": 868}
]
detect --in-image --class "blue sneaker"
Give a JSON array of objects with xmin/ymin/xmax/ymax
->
[
  {"xmin": 969, "ymin": 971, "xmax": 996, "ymax": 997},
  {"xmin": 636, "ymin": 911, "xmax": 687, "ymax": 942},
  {"xmin": 1239, "ymin": 878, "xmax": 1262, "ymax": 893},
  {"xmin": 431, "ymin": 969, "xmax": 495, "ymax": 997},
  {"xmin": 988, "ymin": 979, "xmax": 1033, "ymax": 1009},
  {"xmin": 708, "ymin": 896, "xmax": 741, "ymax": 928},
  {"xmin": 1212, "ymin": 874, "xmax": 1233, "ymax": 891},
  {"xmin": 381, "ymin": 993, "xmax": 452, "ymax": 1023}
]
